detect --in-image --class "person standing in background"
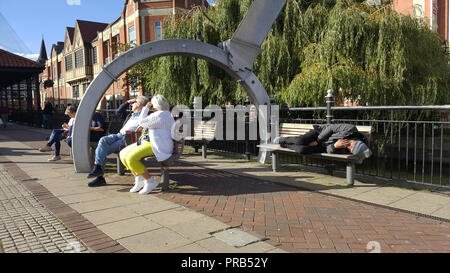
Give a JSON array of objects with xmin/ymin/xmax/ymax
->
[
  {"xmin": 0, "ymin": 104, "xmax": 9, "ymax": 128},
  {"xmin": 42, "ymin": 101, "xmax": 54, "ymax": 129}
]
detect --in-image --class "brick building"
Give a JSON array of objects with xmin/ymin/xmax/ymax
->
[
  {"xmin": 393, "ymin": 0, "xmax": 449, "ymax": 42},
  {"xmin": 39, "ymin": 0, "xmax": 206, "ymax": 111}
]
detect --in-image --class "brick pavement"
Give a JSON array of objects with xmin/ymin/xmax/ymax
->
[
  {"xmin": 1, "ymin": 124, "xmax": 450, "ymax": 253},
  {"xmin": 0, "ymin": 166, "xmax": 91, "ymax": 253},
  {"xmin": 135, "ymin": 165, "xmax": 450, "ymax": 253}
]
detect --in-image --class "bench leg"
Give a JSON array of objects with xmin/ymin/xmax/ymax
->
[
  {"xmin": 117, "ymin": 157, "xmax": 125, "ymax": 175},
  {"xmin": 346, "ymin": 162, "xmax": 355, "ymax": 186},
  {"xmin": 161, "ymin": 166, "xmax": 170, "ymax": 191},
  {"xmin": 272, "ymin": 152, "xmax": 279, "ymax": 172},
  {"xmin": 202, "ymin": 144, "xmax": 207, "ymax": 159}
]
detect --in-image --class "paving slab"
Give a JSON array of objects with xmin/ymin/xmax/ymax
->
[
  {"xmin": 82, "ymin": 207, "xmax": 140, "ymax": 226},
  {"xmin": 350, "ymin": 187, "xmax": 417, "ymax": 205},
  {"xmin": 389, "ymin": 192, "xmax": 450, "ymax": 215},
  {"xmin": 166, "ymin": 243, "xmax": 211, "ymax": 253},
  {"xmin": 169, "ymin": 216, "xmax": 229, "ymax": 241},
  {"xmin": 69, "ymin": 198, "xmax": 126, "ymax": 214},
  {"xmin": 98, "ymin": 216, "xmax": 162, "ymax": 240},
  {"xmin": 143, "ymin": 206, "xmax": 206, "ymax": 226},
  {"xmin": 59, "ymin": 192, "xmax": 108, "ymax": 205},
  {"xmin": 430, "ymin": 204, "xmax": 450, "ymax": 219},
  {"xmin": 213, "ymin": 228, "xmax": 262, "ymax": 247},
  {"xmin": 117, "ymin": 227, "xmax": 193, "ymax": 253},
  {"xmin": 125, "ymin": 196, "xmax": 181, "ymax": 216}
]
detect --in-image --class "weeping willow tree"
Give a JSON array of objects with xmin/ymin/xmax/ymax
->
[
  {"xmin": 280, "ymin": 0, "xmax": 450, "ymax": 107},
  {"xmin": 124, "ymin": 0, "xmax": 449, "ymax": 108}
]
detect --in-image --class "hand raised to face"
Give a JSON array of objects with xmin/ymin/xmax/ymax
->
[
  {"xmin": 334, "ymin": 139, "xmax": 351, "ymax": 149},
  {"xmin": 308, "ymin": 141, "xmax": 319, "ymax": 147}
]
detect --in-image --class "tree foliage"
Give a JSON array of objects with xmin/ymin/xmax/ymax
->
[{"xmin": 124, "ymin": 0, "xmax": 449, "ymax": 107}]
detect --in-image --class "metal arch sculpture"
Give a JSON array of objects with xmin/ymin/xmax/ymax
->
[{"xmin": 72, "ymin": 0, "xmax": 286, "ymax": 173}]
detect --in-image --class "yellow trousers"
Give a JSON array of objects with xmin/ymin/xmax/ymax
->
[{"xmin": 119, "ymin": 140, "xmax": 154, "ymax": 175}]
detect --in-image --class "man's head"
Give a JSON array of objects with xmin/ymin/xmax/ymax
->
[
  {"xmin": 132, "ymin": 96, "xmax": 149, "ymax": 113},
  {"xmin": 349, "ymin": 140, "xmax": 372, "ymax": 163}
]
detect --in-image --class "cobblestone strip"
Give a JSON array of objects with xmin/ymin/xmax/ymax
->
[{"xmin": 0, "ymin": 167, "xmax": 90, "ymax": 253}]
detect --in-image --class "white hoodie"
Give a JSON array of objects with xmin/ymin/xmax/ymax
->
[{"xmin": 138, "ymin": 107, "xmax": 175, "ymax": 162}]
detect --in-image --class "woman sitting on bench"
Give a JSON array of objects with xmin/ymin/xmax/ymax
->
[{"xmin": 119, "ymin": 94, "xmax": 175, "ymax": 195}]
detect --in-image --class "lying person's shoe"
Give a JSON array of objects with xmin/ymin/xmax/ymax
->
[
  {"xmin": 87, "ymin": 165, "xmax": 104, "ymax": 178},
  {"xmin": 130, "ymin": 176, "xmax": 145, "ymax": 193},
  {"xmin": 48, "ymin": 155, "xmax": 61, "ymax": 161},
  {"xmin": 39, "ymin": 146, "xmax": 53, "ymax": 152},
  {"xmin": 88, "ymin": 176, "xmax": 106, "ymax": 187},
  {"xmin": 139, "ymin": 177, "xmax": 159, "ymax": 195}
]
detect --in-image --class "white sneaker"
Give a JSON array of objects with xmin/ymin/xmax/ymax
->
[
  {"xmin": 129, "ymin": 176, "xmax": 145, "ymax": 193},
  {"xmin": 139, "ymin": 177, "xmax": 159, "ymax": 195},
  {"xmin": 39, "ymin": 146, "xmax": 53, "ymax": 152},
  {"xmin": 48, "ymin": 155, "xmax": 61, "ymax": 161}
]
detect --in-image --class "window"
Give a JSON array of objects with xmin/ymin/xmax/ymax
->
[
  {"xmin": 53, "ymin": 64, "xmax": 57, "ymax": 79},
  {"xmin": 154, "ymin": 21, "xmax": 162, "ymax": 41},
  {"xmin": 128, "ymin": 25, "xmax": 136, "ymax": 44},
  {"xmin": 65, "ymin": 55, "xmax": 73, "ymax": 71},
  {"xmin": 75, "ymin": 50, "xmax": 84, "ymax": 68},
  {"xmin": 104, "ymin": 40, "xmax": 111, "ymax": 64},
  {"xmin": 54, "ymin": 88, "xmax": 58, "ymax": 99},
  {"xmin": 72, "ymin": 85, "xmax": 79, "ymax": 98},
  {"xmin": 92, "ymin": 47, "xmax": 98, "ymax": 64},
  {"xmin": 83, "ymin": 83, "xmax": 89, "ymax": 94},
  {"xmin": 58, "ymin": 62, "xmax": 62, "ymax": 78}
]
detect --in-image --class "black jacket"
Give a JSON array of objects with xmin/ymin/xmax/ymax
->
[
  {"xmin": 316, "ymin": 124, "xmax": 367, "ymax": 153},
  {"xmin": 42, "ymin": 103, "xmax": 54, "ymax": 115},
  {"xmin": 115, "ymin": 101, "xmax": 133, "ymax": 127}
]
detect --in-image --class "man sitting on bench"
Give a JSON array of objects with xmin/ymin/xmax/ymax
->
[
  {"xmin": 87, "ymin": 96, "xmax": 149, "ymax": 187},
  {"xmin": 274, "ymin": 124, "xmax": 372, "ymax": 163}
]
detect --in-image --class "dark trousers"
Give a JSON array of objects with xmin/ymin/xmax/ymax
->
[
  {"xmin": 43, "ymin": 114, "xmax": 53, "ymax": 129},
  {"xmin": 280, "ymin": 130, "xmax": 326, "ymax": 154}
]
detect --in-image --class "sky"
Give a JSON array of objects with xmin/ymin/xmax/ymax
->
[{"xmin": 0, "ymin": 0, "xmax": 213, "ymax": 60}]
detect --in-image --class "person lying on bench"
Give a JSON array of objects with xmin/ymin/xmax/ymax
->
[
  {"xmin": 87, "ymin": 96, "xmax": 149, "ymax": 187},
  {"xmin": 273, "ymin": 124, "xmax": 372, "ymax": 163},
  {"xmin": 119, "ymin": 94, "xmax": 175, "ymax": 195}
]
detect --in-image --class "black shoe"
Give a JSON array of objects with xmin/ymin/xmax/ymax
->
[
  {"xmin": 88, "ymin": 176, "xmax": 106, "ymax": 187},
  {"xmin": 87, "ymin": 165, "xmax": 104, "ymax": 178}
]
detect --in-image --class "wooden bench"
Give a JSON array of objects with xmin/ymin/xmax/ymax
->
[
  {"xmin": 185, "ymin": 121, "xmax": 217, "ymax": 158},
  {"xmin": 144, "ymin": 139, "xmax": 185, "ymax": 191},
  {"xmin": 258, "ymin": 123, "xmax": 372, "ymax": 186}
]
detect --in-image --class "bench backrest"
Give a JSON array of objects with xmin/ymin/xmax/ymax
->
[
  {"xmin": 279, "ymin": 123, "xmax": 372, "ymax": 142},
  {"xmin": 193, "ymin": 121, "xmax": 217, "ymax": 141}
]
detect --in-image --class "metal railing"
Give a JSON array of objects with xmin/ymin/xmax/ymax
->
[
  {"xmin": 276, "ymin": 107, "xmax": 450, "ymax": 189},
  {"xmin": 192, "ymin": 103, "xmax": 450, "ymax": 190},
  {"xmin": 9, "ymin": 101, "xmax": 450, "ymax": 190}
]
